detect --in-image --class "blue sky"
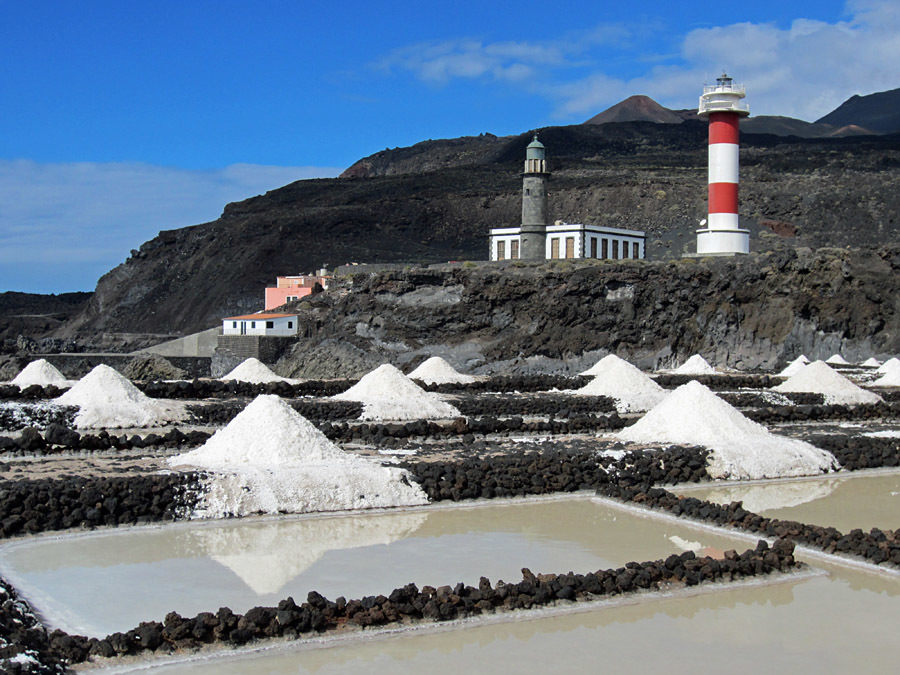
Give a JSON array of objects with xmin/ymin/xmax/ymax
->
[{"xmin": 1, "ymin": 0, "xmax": 897, "ymax": 292}]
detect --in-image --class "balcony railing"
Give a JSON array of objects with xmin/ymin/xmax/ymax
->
[{"xmin": 703, "ymin": 83, "xmax": 745, "ymax": 96}]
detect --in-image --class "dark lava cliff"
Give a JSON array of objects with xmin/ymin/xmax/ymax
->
[
  {"xmin": 60, "ymin": 120, "xmax": 900, "ymax": 339},
  {"xmin": 271, "ymin": 246, "xmax": 900, "ymax": 376}
]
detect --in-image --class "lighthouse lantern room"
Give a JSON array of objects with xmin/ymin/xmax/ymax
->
[{"xmin": 696, "ymin": 74, "xmax": 750, "ymax": 255}]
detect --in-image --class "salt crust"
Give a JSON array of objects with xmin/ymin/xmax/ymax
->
[
  {"xmin": 615, "ymin": 381, "xmax": 838, "ymax": 480},
  {"xmin": 168, "ymin": 395, "xmax": 429, "ymax": 517},
  {"xmin": 53, "ymin": 364, "xmax": 185, "ymax": 429},
  {"xmin": 672, "ymin": 354, "xmax": 716, "ymax": 375},
  {"xmin": 825, "ymin": 354, "xmax": 850, "ymax": 365},
  {"xmin": 773, "ymin": 361, "xmax": 883, "ymax": 405},
  {"xmin": 877, "ymin": 357, "xmax": 900, "ymax": 374},
  {"xmin": 573, "ymin": 354, "xmax": 666, "ymax": 413},
  {"xmin": 221, "ymin": 358, "xmax": 298, "ymax": 384},
  {"xmin": 861, "ymin": 357, "xmax": 882, "ymax": 368},
  {"xmin": 333, "ymin": 364, "xmax": 461, "ymax": 421},
  {"xmin": 195, "ymin": 512, "xmax": 426, "ymax": 595},
  {"xmin": 872, "ymin": 360, "xmax": 900, "ymax": 387},
  {"xmin": 10, "ymin": 359, "xmax": 71, "ymax": 387},
  {"xmin": 778, "ymin": 355, "xmax": 810, "ymax": 377},
  {"xmin": 408, "ymin": 356, "xmax": 476, "ymax": 385}
]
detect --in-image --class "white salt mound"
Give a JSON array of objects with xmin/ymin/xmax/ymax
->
[
  {"xmin": 872, "ymin": 361, "xmax": 900, "ymax": 387},
  {"xmin": 877, "ymin": 357, "xmax": 900, "ymax": 374},
  {"xmin": 574, "ymin": 354, "xmax": 666, "ymax": 413},
  {"xmin": 408, "ymin": 356, "xmax": 476, "ymax": 385},
  {"xmin": 825, "ymin": 354, "xmax": 850, "ymax": 366},
  {"xmin": 222, "ymin": 358, "xmax": 295, "ymax": 384},
  {"xmin": 54, "ymin": 364, "xmax": 185, "ymax": 429},
  {"xmin": 615, "ymin": 381, "xmax": 838, "ymax": 480},
  {"xmin": 10, "ymin": 359, "xmax": 70, "ymax": 387},
  {"xmin": 773, "ymin": 360, "xmax": 882, "ymax": 405},
  {"xmin": 169, "ymin": 394, "xmax": 428, "ymax": 517},
  {"xmin": 672, "ymin": 354, "xmax": 716, "ymax": 375},
  {"xmin": 778, "ymin": 355, "xmax": 810, "ymax": 377},
  {"xmin": 861, "ymin": 357, "xmax": 881, "ymax": 368},
  {"xmin": 333, "ymin": 364, "xmax": 461, "ymax": 421}
]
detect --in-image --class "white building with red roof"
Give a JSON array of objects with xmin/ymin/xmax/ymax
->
[{"xmin": 222, "ymin": 313, "xmax": 298, "ymax": 337}]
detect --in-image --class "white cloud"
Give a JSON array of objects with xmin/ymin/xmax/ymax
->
[{"xmin": 0, "ymin": 161, "xmax": 342, "ymax": 292}]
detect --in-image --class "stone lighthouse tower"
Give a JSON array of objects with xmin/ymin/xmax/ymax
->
[
  {"xmin": 696, "ymin": 73, "xmax": 750, "ymax": 255},
  {"xmin": 520, "ymin": 135, "xmax": 550, "ymax": 260}
]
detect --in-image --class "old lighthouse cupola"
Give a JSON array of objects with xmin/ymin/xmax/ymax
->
[{"xmin": 519, "ymin": 134, "xmax": 550, "ymax": 260}]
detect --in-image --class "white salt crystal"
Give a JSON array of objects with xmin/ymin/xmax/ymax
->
[
  {"xmin": 54, "ymin": 364, "xmax": 185, "ymax": 429},
  {"xmin": 778, "ymin": 355, "xmax": 810, "ymax": 377},
  {"xmin": 672, "ymin": 354, "xmax": 717, "ymax": 375},
  {"xmin": 876, "ymin": 357, "xmax": 899, "ymax": 374},
  {"xmin": 333, "ymin": 364, "xmax": 460, "ymax": 421},
  {"xmin": 408, "ymin": 356, "xmax": 476, "ymax": 385},
  {"xmin": 169, "ymin": 394, "xmax": 428, "ymax": 517},
  {"xmin": 872, "ymin": 361, "xmax": 900, "ymax": 387},
  {"xmin": 615, "ymin": 381, "xmax": 838, "ymax": 480},
  {"xmin": 825, "ymin": 354, "xmax": 850, "ymax": 365},
  {"xmin": 573, "ymin": 354, "xmax": 666, "ymax": 413},
  {"xmin": 10, "ymin": 359, "xmax": 71, "ymax": 387},
  {"xmin": 860, "ymin": 357, "xmax": 882, "ymax": 368},
  {"xmin": 221, "ymin": 358, "xmax": 297, "ymax": 384},
  {"xmin": 773, "ymin": 361, "xmax": 882, "ymax": 405}
]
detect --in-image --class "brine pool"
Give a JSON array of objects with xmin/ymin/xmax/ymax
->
[{"xmin": 0, "ymin": 472, "xmax": 896, "ymax": 673}]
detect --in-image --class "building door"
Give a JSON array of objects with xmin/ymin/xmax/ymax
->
[
  {"xmin": 240, "ymin": 321, "xmax": 246, "ymax": 335},
  {"xmin": 633, "ymin": 242, "xmax": 640, "ymax": 259},
  {"xmin": 602, "ymin": 239, "xmax": 608, "ymax": 259},
  {"xmin": 622, "ymin": 241, "xmax": 629, "ymax": 259},
  {"xmin": 497, "ymin": 240, "xmax": 505, "ymax": 261},
  {"xmin": 510, "ymin": 240, "xmax": 519, "ymax": 259},
  {"xmin": 590, "ymin": 238, "xmax": 597, "ymax": 258},
  {"xmin": 565, "ymin": 237, "xmax": 575, "ymax": 259},
  {"xmin": 550, "ymin": 238, "xmax": 560, "ymax": 259},
  {"xmin": 612, "ymin": 240, "xmax": 619, "ymax": 259}
]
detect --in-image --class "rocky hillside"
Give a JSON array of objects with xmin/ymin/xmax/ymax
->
[
  {"xmin": 273, "ymin": 246, "xmax": 900, "ymax": 376},
  {"xmin": 0, "ymin": 292, "xmax": 91, "ymax": 352},
  {"xmin": 816, "ymin": 88, "xmax": 900, "ymax": 134}
]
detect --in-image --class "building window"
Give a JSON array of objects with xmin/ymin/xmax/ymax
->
[
  {"xmin": 565, "ymin": 237, "xmax": 575, "ymax": 259},
  {"xmin": 266, "ymin": 321, "xmax": 274, "ymax": 329},
  {"xmin": 232, "ymin": 322, "xmax": 237, "ymax": 328},
  {"xmin": 612, "ymin": 241, "xmax": 619, "ymax": 259},
  {"xmin": 251, "ymin": 321, "xmax": 256, "ymax": 328},
  {"xmin": 633, "ymin": 242, "xmax": 640, "ymax": 259},
  {"xmin": 288, "ymin": 321, "xmax": 293, "ymax": 329},
  {"xmin": 497, "ymin": 240, "xmax": 506, "ymax": 261},
  {"xmin": 622, "ymin": 241, "xmax": 629, "ymax": 259},
  {"xmin": 602, "ymin": 239, "xmax": 608, "ymax": 259},
  {"xmin": 510, "ymin": 240, "xmax": 519, "ymax": 259},
  {"xmin": 550, "ymin": 238, "xmax": 560, "ymax": 259},
  {"xmin": 287, "ymin": 295, "xmax": 297, "ymax": 302},
  {"xmin": 590, "ymin": 238, "xmax": 597, "ymax": 258},
  {"xmin": 525, "ymin": 188, "xmax": 531, "ymax": 195}
]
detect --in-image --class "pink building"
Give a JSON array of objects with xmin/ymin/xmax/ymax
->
[{"xmin": 264, "ymin": 275, "xmax": 330, "ymax": 311}]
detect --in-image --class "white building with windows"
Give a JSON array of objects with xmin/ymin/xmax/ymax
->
[
  {"xmin": 222, "ymin": 313, "xmax": 299, "ymax": 336},
  {"xmin": 489, "ymin": 221, "xmax": 645, "ymax": 261}
]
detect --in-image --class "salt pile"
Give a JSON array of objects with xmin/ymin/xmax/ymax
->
[
  {"xmin": 54, "ymin": 364, "xmax": 185, "ymax": 429},
  {"xmin": 573, "ymin": 354, "xmax": 666, "ymax": 413},
  {"xmin": 872, "ymin": 360, "xmax": 900, "ymax": 387},
  {"xmin": 825, "ymin": 354, "xmax": 850, "ymax": 366},
  {"xmin": 877, "ymin": 357, "xmax": 900, "ymax": 374},
  {"xmin": 408, "ymin": 356, "xmax": 476, "ymax": 385},
  {"xmin": 773, "ymin": 360, "xmax": 882, "ymax": 405},
  {"xmin": 10, "ymin": 359, "xmax": 71, "ymax": 387},
  {"xmin": 333, "ymin": 364, "xmax": 461, "ymax": 420},
  {"xmin": 615, "ymin": 381, "xmax": 838, "ymax": 480},
  {"xmin": 861, "ymin": 357, "xmax": 882, "ymax": 368},
  {"xmin": 778, "ymin": 355, "xmax": 810, "ymax": 377},
  {"xmin": 169, "ymin": 394, "xmax": 428, "ymax": 517},
  {"xmin": 221, "ymin": 358, "xmax": 296, "ymax": 384},
  {"xmin": 672, "ymin": 354, "xmax": 716, "ymax": 375}
]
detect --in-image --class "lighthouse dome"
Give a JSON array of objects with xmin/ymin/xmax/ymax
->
[{"xmin": 526, "ymin": 134, "xmax": 546, "ymax": 161}]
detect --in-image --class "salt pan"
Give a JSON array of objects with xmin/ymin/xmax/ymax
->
[
  {"xmin": 615, "ymin": 381, "xmax": 838, "ymax": 480},
  {"xmin": 333, "ymin": 364, "xmax": 461, "ymax": 421},
  {"xmin": 10, "ymin": 359, "xmax": 71, "ymax": 387},
  {"xmin": 671, "ymin": 354, "xmax": 716, "ymax": 375},
  {"xmin": 408, "ymin": 356, "xmax": 476, "ymax": 385},
  {"xmin": 825, "ymin": 354, "xmax": 850, "ymax": 366},
  {"xmin": 573, "ymin": 354, "xmax": 666, "ymax": 413},
  {"xmin": 54, "ymin": 364, "xmax": 185, "ymax": 429},
  {"xmin": 773, "ymin": 360, "xmax": 882, "ymax": 405},
  {"xmin": 221, "ymin": 358, "xmax": 297, "ymax": 384},
  {"xmin": 169, "ymin": 395, "xmax": 428, "ymax": 517},
  {"xmin": 876, "ymin": 357, "xmax": 899, "ymax": 374},
  {"xmin": 778, "ymin": 355, "xmax": 810, "ymax": 377}
]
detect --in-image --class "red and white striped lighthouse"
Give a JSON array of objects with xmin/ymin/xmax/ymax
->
[{"xmin": 696, "ymin": 73, "xmax": 750, "ymax": 254}]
